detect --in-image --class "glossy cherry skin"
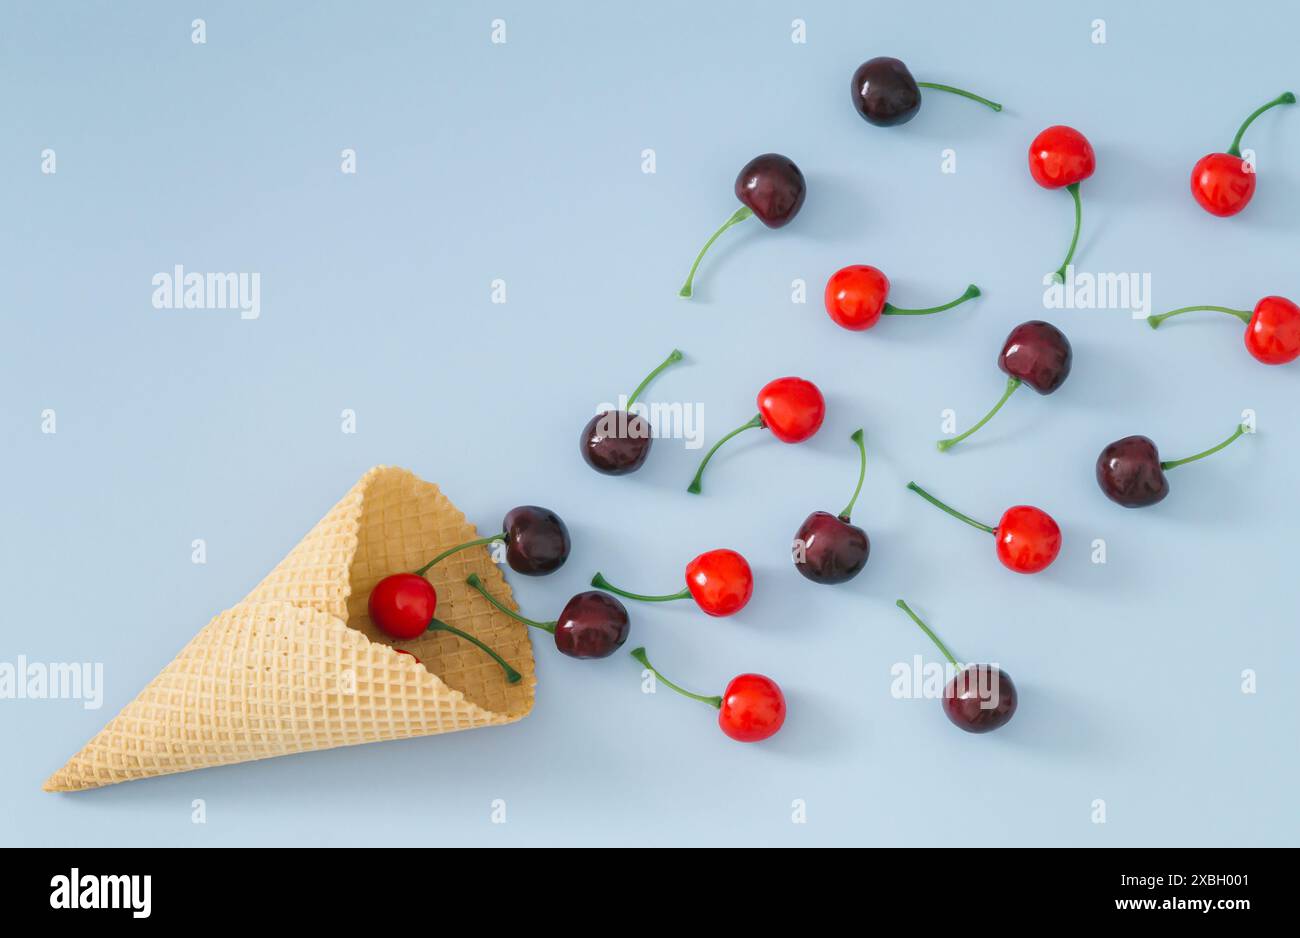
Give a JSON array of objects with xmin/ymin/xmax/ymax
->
[
  {"xmin": 734, "ymin": 154, "xmax": 806, "ymax": 228},
  {"xmin": 850, "ymin": 57, "xmax": 921, "ymax": 126},
  {"xmin": 1191, "ymin": 152, "xmax": 1254, "ymax": 217},
  {"xmin": 1096, "ymin": 435, "xmax": 1168, "ymax": 508},
  {"xmin": 553, "ymin": 591, "xmax": 630, "ymax": 659},
  {"xmin": 793, "ymin": 511, "xmax": 870, "ymax": 584},
  {"xmin": 1029, "ymin": 126, "xmax": 1095, "ymax": 189},
  {"xmin": 994, "ymin": 506, "xmax": 1061, "ymax": 574},
  {"xmin": 824, "ymin": 265, "xmax": 890, "ymax": 330},
  {"xmin": 1246, "ymin": 296, "xmax": 1300, "ymax": 364},
  {"xmin": 943, "ymin": 665, "xmax": 1017, "ymax": 733},
  {"xmin": 757, "ymin": 377, "xmax": 825, "ymax": 443},
  {"xmin": 368, "ymin": 573, "xmax": 436, "ymax": 640},
  {"xmin": 502, "ymin": 506, "xmax": 570, "ymax": 575},
  {"xmin": 581, "ymin": 410, "xmax": 653, "ymax": 474},
  {"xmin": 685, "ymin": 549, "xmax": 754, "ymax": 616},
  {"xmin": 1000, "ymin": 321, "xmax": 1072, "ymax": 394},
  {"xmin": 719, "ymin": 673, "xmax": 786, "ymax": 742}
]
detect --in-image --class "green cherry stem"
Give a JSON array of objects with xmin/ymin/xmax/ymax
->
[
  {"xmin": 678, "ymin": 206, "xmax": 754, "ymax": 298},
  {"xmin": 427, "ymin": 618, "xmax": 522, "ymax": 684},
  {"xmin": 906, "ymin": 482, "xmax": 995, "ymax": 535},
  {"xmin": 687, "ymin": 414, "xmax": 764, "ymax": 494},
  {"xmin": 413, "ymin": 534, "xmax": 505, "ymax": 577},
  {"xmin": 590, "ymin": 572, "xmax": 690, "ymax": 603},
  {"xmin": 630, "ymin": 646, "xmax": 722, "ymax": 709},
  {"xmin": 895, "ymin": 600, "xmax": 961, "ymax": 669},
  {"xmin": 839, "ymin": 428, "xmax": 868, "ymax": 522},
  {"xmin": 1227, "ymin": 91, "xmax": 1295, "ymax": 158},
  {"xmin": 883, "ymin": 284, "xmax": 981, "ymax": 316},
  {"xmin": 915, "ymin": 81, "xmax": 1003, "ymax": 112},
  {"xmin": 465, "ymin": 573, "xmax": 556, "ymax": 634},
  {"xmin": 1160, "ymin": 424, "xmax": 1248, "ymax": 471},
  {"xmin": 626, "ymin": 348, "xmax": 685, "ymax": 408},
  {"xmin": 1052, "ymin": 183, "xmax": 1082, "ymax": 283},
  {"xmin": 1147, "ymin": 305, "xmax": 1252, "ymax": 330},
  {"xmin": 937, "ymin": 376, "xmax": 1022, "ymax": 452}
]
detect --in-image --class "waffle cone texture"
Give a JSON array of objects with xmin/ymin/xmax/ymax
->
[{"xmin": 44, "ymin": 467, "xmax": 536, "ymax": 792}]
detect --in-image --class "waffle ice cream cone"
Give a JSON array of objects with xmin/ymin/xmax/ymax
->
[{"xmin": 44, "ymin": 467, "xmax": 535, "ymax": 792}]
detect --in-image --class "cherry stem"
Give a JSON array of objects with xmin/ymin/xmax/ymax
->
[
  {"xmin": 883, "ymin": 284, "xmax": 981, "ymax": 316},
  {"xmin": 906, "ymin": 481, "xmax": 995, "ymax": 535},
  {"xmin": 937, "ymin": 376, "xmax": 1021, "ymax": 452},
  {"xmin": 626, "ymin": 349, "xmax": 685, "ymax": 408},
  {"xmin": 413, "ymin": 533, "xmax": 505, "ymax": 577},
  {"xmin": 687, "ymin": 413, "xmax": 764, "ymax": 494},
  {"xmin": 915, "ymin": 81, "xmax": 1003, "ymax": 112},
  {"xmin": 1227, "ymin": 91, "xmax": 1295, "ymax": 157},
  {"xmin": 1147, "ymin": 305, "xmax": 1252, "ymax": 330},
  {"xmin": 1052, "ymin": 183, "xmax": 1082, "ymax": 283},
  {"xmin": 678, "ymin": 206, "xmax": 754, "ymax": 298},
  {"xmin": 839, "ymin": 428, "xmax": 867, "ymax": 521},
  {"xmin": 630, "ymin": 646, "xmax": 722, "ymax": 709},
  {"xmin": 1160, "ymin": 424, "xmax": 1247, "ymax": 471},
  {"xmin": 427, "ymin": 618, "xmax": 522, "ymax": 684},
  {"xmin": 895, "ymin": 600, "xmax": 961, "ymax": 669},
  {"xmin": 590, "ymin": 572, "xmax": 690, "ymax": 603},
  {"xmin": 464, "ymin": 573, "xmax": 556, "ymax": 634}
]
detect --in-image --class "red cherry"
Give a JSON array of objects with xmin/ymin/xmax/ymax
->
[
  {"xmin": 590, "ymin": 548, "xmax": 754, "ymax": 618},
  {"xmin": 1149, "ymin": 294, "xmax": 1300, "ymax": 365},
  {"xmin": 908, "ymin": 482, "xmax": 1060, "ymax": 575},
  {"xmin": 1189, "ymin": 91, "xmax": 1294, "ymax": 217},
  {"xmin": 687, "ymin": 377, "xmax": 824, "ymax": 493},
  {"xmin": 1190, "ymin": 152, "xmax": 1255, "ymax": 217},
  {"xmin": 718, "ymin": 674, "xmax": 786, "ymax": 742},
  {"xmin": 1028, "ymin": 125, "xmax": 1095, "ymax": 188},
  {"xmin": 1246, "ymin": 296, "xmax": 1300, "ymax": 364},
  {"xmin": 824, "ymin": 265, "xmax": 980, "ymax": 331},
  {"xmin": 630, "ymin": 647, "xmax": 786, "ymax": 744},
  {"xmin": 825, "ymin": 265, "xmax": 889, "ymax": 330},
  {"xmin": 685, "ymin": 549, "xmax": 754, "ymax": 616},
  {"xmin": 994, "ymin": 505, "xmax": 1062, "ymax": 574},
  {"xmin": 757, "ymin": 376, "xmax": 825, "ymax": 442},
  {"xmin": 1029, "ymin": 125, "xmax": 1095, "ymax": 281},
  {"xmin": 368, "ymin": 573, "xmax": 436, "ymax": 640}
]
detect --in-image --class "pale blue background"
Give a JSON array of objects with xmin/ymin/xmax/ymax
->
[{"xmin": 3, "ymin": 1, "xmax": 1297, "ymax": 847}]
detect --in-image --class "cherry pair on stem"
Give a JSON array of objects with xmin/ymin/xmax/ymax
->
[
  {"xmin": 582, "ymin": 349, "xmax": 685, "ymax": 475},
  {"xmin": 630, "ymin": 647, "xmax": 785, "ymax": 743},
  {"xmin": 938, "ymin": 321, "xmax": 1073, "ymax": 453},
  {"xmin": 895, "ymin": 600, "xmax": 1017, "ymax": 734},
  {"xmin": 1097, "ymin": 424, "xmax": 1250, "ymax": 508},
  {"xmin": 366, "ymin": 506, "xmax": 570, "ymax": 681},
  {"xmin": 688, "ymin": 376, "xmax": 825, "ymax": 494},
  {"xmin": 907, "ymin": 482, "xmax": 1061, "ymax": 574},
  {"xmin": 592, "ymin": 549, "xmax": 754, "ymax": 618}
]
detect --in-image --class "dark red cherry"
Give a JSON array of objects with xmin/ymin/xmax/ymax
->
[
  {"xmin": 679, "ymin": 155, "xmax": 806, "ymax": 298},
  {"xmin": 851, "ymin": 57, "xmax": 921, "ymax": 126},
  {"xmin": 938, "ymin": 321, "xmax": 1072, "ymax": 452},
  {"xmin": 581, "ymin": 349, "xmax": 684, "ymax": 475},
  {"xmin": 502, "ymin": 506, "xmax": 570, "ymax": 575},
  {"xmin": 999, "ymin": 320, "xmax": 1072, "ymax": 393},
  {"xmin": 734, "ymin": 153, "xmax": 806, "ymax": 227},
  {"xmin": 793, "ymin": 429, "xmax": 870, "ymax": 584},
  {"xmin": 1096, "ymin": 424, "xmax": 1247, "ymax": 508},
  {"xmin": 582, "ymin": 411, "xmax": 652, "ymax": 474},
  {"xmin": 944, "ymin": 665, "xmax": 1018, "ymax": 734},
  {"xmin": 554, "ymin": 591, "xmax": 631, "ymax": 659}
]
